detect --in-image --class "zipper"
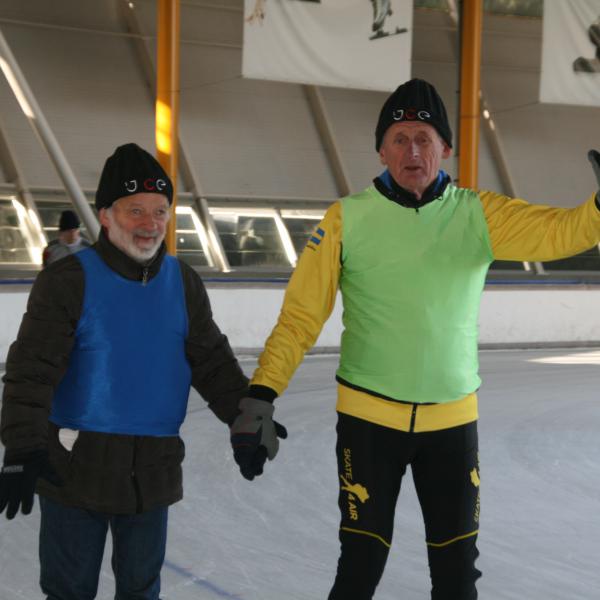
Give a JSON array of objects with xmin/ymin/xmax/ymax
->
[
  {"xmin": 409, "ymin": 404, "xmax": 418, "ymax": 432},
  {"xmin": 131, "ymin": 437, "xmax": 143, "ymax": 514},
  {"xmin": 141, "ymin": 267, "xmax": 149, "ymax": 286}
]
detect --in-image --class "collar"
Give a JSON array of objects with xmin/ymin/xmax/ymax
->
[
  {"xmin": 93, "ymin": 229, "xmax": 167, "ymax": 282},
  {"xmin": 373, "ymin": 169, "xmax": 451, "ymax": 210}
]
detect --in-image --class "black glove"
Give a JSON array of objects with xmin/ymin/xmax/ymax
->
[
  {"xmin": 589, "ymin": 150, "xmax": 600, "ymax": 187},
  {"xmin": 0, "ymin": 450, "xmax": 63, "ymax": 519},
  {"xmin": 230, "ymin": 397, "xmax": 287, "ymax": 481}
]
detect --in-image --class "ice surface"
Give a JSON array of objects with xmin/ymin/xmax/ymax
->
[{"xmin": 1, "ymin": 350, "xmax": 599, "ymax": 599}]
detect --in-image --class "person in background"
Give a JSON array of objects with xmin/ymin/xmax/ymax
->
[
  {"xmin": 229, "ymin": 78, "xmax": 600, "ymax": 599},
  {"xmin": 0, "ymin": 143, "xmax": 252, "ymax": 600},
  {"xmin": 42, "ymin": 209, "xmax": 91, "ymax": 266}
]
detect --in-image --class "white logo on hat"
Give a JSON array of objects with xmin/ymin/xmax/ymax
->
[
  {"xmin": 125, "ymin": 180, "xmax": 138, "ymax": 193},
  {"xmin": 156, "ymin": 179, "xmax": 167, "ymax": 191},
  {"xmin": 392, "ymin": 109, "xmax": 431, "ymax": 121}
]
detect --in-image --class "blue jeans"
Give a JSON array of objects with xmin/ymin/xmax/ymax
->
[{"xmin": 39, "ymin": 496, "xmax": 168, "ymax": 600}]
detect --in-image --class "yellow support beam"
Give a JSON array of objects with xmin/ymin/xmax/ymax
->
[
  {"xmin": 156, "ymin": 0, "xmax": 180, "ymax": 255},
  {"xmin": 458, "ymin": 0, "xmax": 483, "ymax": 189}
]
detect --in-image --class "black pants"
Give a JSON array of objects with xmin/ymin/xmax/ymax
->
[{"xmin": 329, "ymin": 414, "xmax": 481, "ymax": 600}]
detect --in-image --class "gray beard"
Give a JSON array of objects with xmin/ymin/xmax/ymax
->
[{"xmin": 104, "ymin": 212, "xmax": 163, "ymax": 264}]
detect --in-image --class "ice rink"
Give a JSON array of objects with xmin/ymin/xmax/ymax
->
[{"xmin": 1, "ymin": 348, "xmax": 599, "ymax": 599}]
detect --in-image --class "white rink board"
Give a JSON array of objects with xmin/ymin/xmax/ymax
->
[{"xmin": 1, "ymin": 285, "xmax": 600, "ymax": 363}]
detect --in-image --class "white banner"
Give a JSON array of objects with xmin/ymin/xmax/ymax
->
[
  {"xmin": 540, "ymin": 0, "xmax": 600, "ymax": 106},
  {"xmin": 242, "ymin": 0, "xmax": 413, "ymax": 92}
]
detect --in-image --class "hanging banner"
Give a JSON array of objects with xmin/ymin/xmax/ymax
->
[
  {"xmin": 242, "ymin": 0, "xmax": 412, "ymax": 92},
  {"xmin": 540, "ymin": 0, "xmax": 600, "ymax": 106}
]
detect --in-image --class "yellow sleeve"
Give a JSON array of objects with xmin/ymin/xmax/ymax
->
[
  {"xmin": 250, "ymin": 201, "xmax": 342, "ymax": 395},
  {"xmin": 480, "ymin": 190, "xmax": 600, "ymax": 261}
]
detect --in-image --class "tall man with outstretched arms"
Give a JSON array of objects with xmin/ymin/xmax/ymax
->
[{"xmin": 228, "ymin": 79, "xmax": 600, "ymax": 599}]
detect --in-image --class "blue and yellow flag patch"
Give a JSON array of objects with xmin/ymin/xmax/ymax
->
[{"xmin": 308, "ymin": 227, "xmax": 325, "ymax": 250}]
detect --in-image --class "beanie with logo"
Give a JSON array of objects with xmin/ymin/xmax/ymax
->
[
  {"xmin": 375, "ymin": 78, "xmax": 453, "ymax": 151},
  {"xmin": 95, "ymin": 143, "xmax": 173, "ymax": 210}
]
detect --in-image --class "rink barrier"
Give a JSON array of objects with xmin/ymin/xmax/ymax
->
[{"xmin": 1, "ymin": 278, "xmax": 600, "ymax": 364}]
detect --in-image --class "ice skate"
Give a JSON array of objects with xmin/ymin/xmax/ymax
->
[
  {"xmin": 370, "ymin": 25, "xmax": 408, "ymax": 41},
  {"xmin": 573, "ymin": 57, "xmax": 600, "ymax": 73}
]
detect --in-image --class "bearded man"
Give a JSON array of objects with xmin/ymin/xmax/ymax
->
[{"xmin": 0, "ymin": 143, "xmax": 249, "ymax": 600}]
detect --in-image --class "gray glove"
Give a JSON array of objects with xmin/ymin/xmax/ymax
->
[
  {"xmin": 589, "ymin": 150, "xmax": 600, "ymax": 187},
  {"xmin": 230, "ymin": 397, "xmax": 287, "ymax": 480}
]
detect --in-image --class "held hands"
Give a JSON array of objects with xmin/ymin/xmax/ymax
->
[
  {"xmin": 230, "ymin": 397, "xmax": 287, "ymax": 481},
  {"xmin": 0, "ymin": 450, "xmax": 63, "ymax": 519}
]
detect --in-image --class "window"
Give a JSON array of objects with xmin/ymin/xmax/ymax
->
[
  {"xmin": 281, "ymin": 210, "xmax": 325, "ymax": 255},
  {"xmin": 0, "ymin": 198, "xmax": 43, "ymax": 265},
  {"xmin": 210, "ymin": 208, "xmax": 295, "ymax": 268},
  {"xmin": 175, "ymin": 207, "xmax": 212, "ymax": 268}
]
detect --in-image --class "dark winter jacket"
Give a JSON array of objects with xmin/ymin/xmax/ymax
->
[
  {"xmin": 0, "ymin": 231, "xmax": 248, "ymax": 514},
  {"xmin": 42, "ymin": 236, "xmax": 91, "ymax": 267}
]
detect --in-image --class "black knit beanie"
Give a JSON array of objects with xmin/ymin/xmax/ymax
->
[
  {"xmin": 58, "ymin": 210, "xmax": 80, "ymax": 231},
  {"xmin": 375, "ymin": 79, "xmax": 452, "ymax": 151},
  {"xmin": 95, "ymin": 143, "xmax": 173, "ymax": 210}
]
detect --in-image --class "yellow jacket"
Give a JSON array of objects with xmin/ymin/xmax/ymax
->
[{"xmin": 251, "ymin": 187, "xmax": 600, "ymax": 432}]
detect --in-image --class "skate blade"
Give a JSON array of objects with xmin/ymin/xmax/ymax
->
[{"xmin": 369, "ymin": 27, "xmax": 407, "ymax": 41}]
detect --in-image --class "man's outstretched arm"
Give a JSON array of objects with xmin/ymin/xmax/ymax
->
[{"xmin": 481, "ymin": 150, "xmax": 600, "ymax": 262}]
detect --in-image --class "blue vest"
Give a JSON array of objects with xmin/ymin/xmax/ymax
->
[{"xmin": 50, "ymin": 248, "xmax": 192, "ymax": 436}]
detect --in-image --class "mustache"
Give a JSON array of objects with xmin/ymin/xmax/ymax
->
[{"xmin": 132, "ymin": 229, "xmax": 159, "ymax": 239}]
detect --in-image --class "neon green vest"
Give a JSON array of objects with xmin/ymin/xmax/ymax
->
[{"xmin": 337, "ymin": 184, "xmax": 493, "ymax": 403}]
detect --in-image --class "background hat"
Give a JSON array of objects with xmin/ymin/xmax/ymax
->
[
  {"xmin": 375, "ymin": 78, "xmax": 453, "ymax": 151},
  {"xmin": 58, "ymin": 210, "xmax": 80, "ymax": 231},
  {"xmin": 95, "ymin": 143, "xmax": 173, "ymax": 210}
]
